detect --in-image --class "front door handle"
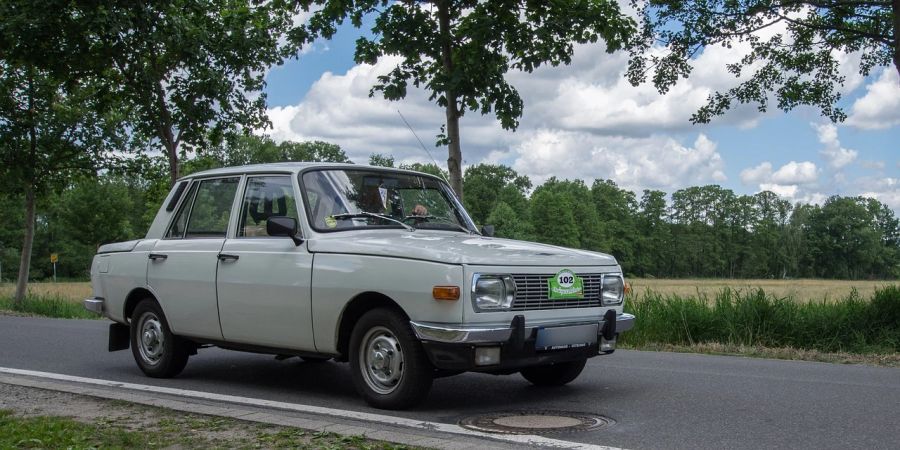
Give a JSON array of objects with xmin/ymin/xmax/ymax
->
[
  {"xmin": 218, "ymin": 253, "xmax": 239, "ymax": 262},
  {"xmin": 148, "ymin": 253, "xmax": 168, "ymax": 261}
]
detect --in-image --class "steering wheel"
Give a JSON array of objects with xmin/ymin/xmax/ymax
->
[{"xmin": 402, "ymin": 215, "xmax": 434, "ymax": 225}]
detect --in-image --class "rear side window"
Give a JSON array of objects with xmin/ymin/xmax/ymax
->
[
  {"xmin": 184, "ymin": 177, "xmax": 240, "ymax": 238},
  {"xmin": 165, "ymin": 182, "xmax": 199, "ymax": 239}
]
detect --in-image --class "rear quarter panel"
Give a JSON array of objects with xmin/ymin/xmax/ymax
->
[{"xmin": 93, "ymin": 240, "xmax": 157, "ymax": 323}]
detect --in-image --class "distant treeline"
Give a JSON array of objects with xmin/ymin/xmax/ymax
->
[{"xmin": 0, "ymin": 135, "xmax": 897, "ymax": 281}]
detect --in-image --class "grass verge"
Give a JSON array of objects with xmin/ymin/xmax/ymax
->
[
  {"xmin": 622, "ymin": 342, "xmax": 900, "ymax": 367},
  {"xmin": 0, "ymin": 407, "xmax": 414, "ymax": 450},
  {"xmin": 622, "ymin": 285, "xmax": 900, "ymax": 356},
  {"xmin": 0, "ymin": 295, "xmax": 100, "ymax": 319}
]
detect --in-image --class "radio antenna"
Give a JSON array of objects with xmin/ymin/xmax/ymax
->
[{"xmin": 397, "ymin": 109, "xmax": 449, "ymax": 184}]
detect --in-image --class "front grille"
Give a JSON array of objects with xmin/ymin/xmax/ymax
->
[{"xmin": 510, "ymin": 273, "xmax": 603, "ymax": 311}]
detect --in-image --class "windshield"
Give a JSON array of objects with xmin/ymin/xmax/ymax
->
[{"xmin": 301, "ymin": 169, "xmax": 475, "ymax": 233}]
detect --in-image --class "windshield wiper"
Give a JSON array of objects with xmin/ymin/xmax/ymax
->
[{"xmin": 331, "ymin": 212, "xmax": 415, "ymax": 231}]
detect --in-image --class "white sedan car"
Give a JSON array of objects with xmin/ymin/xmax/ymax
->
[{"xmin": 85, "ymin": 163, "xmax": 634, "ymax": 409}]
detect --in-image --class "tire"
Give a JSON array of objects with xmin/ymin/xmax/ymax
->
[
  {"xmin": 130, "ymin": 299, "xmax": 191, "ymax": 378},
  {"xmin": 520, "ymin": 358, "xmax": 587, "ymax": 386},
  {"xmin": 349, "ymin": 308, "xmax": 433, "ymax": 409}
]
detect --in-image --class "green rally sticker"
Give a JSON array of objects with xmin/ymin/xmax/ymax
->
[{"xmin": 548, "ymin": 269, "xmax": 584, "ymax": 299}]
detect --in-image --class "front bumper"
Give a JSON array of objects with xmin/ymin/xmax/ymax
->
[
  {"xmin": 411, "ymin": 311, "xmax": 635, "ymax": 372},
  {"xmin": 83, "ymin": 297, "xmax": 105, "ymax": 314},
  {"xmin": 411, "ymin": 312, "xmax": 634, "ymax": 344}
]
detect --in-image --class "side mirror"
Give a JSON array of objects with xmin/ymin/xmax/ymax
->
[
  {"xmin": 267, "ymin": 216, "xmax": 303, "ymax": 246},
  {"xmin": 481, "ymin": 225, "xmax": 495, "ymax": 237}
]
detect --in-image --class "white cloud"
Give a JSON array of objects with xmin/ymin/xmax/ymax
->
[
  {"xmin": 771, "ymin": 161, "xmax": 819, "ymax": 185},
  {"xmin": 261, "ymin": 22, "xmax": 893, "ymax": 210},
  {"xmin": 509, "ymin": 131, "xmax": 726, "ymax": 192},
  {"xmin": 860, "ymin": 160, "xmax": 885, "ymax": 170},
  {"xmin": 858, "ymin": 177, "xmax": 900, "ymax": 210},
  {"xmin": 846, "ymin": 69, "xmax": 900, "ymax": 130},
  {"xmin": 740, "ymin": 161, "xmax": 818, "ymax": 186},
  {"xmin": 741, "ymin": 160, "xmax": 824, "ymax": 205},
  {"xmin": 811, "ymin": 122, "xmax": 857, "ymax": 169},
  {"xmin": 741, "ymin": 162, "xmax": 773, "ymax": 185}
]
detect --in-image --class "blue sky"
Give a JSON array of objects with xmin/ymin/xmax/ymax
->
[{"xmin": 261, "ymin": 18, "xmax": 899, "ymax": 209}]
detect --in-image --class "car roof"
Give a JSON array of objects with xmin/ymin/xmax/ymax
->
[{"xmin": 180, "ymin": 162, "xmax": 442, "ymax": 181}]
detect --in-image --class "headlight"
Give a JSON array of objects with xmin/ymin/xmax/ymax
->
[
  {"xmin": 472, "ymin": 274, "xmax": 516, "ymax": 311},
  {"xmin": 601, "ymin": 274, "xmax": 625, "ymax": 305}
]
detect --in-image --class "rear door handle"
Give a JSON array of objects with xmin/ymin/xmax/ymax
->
[
  {"xmin": 148, "ymin": 253, "xmax": 168, "ymax": 261},
  {"xmin": 218, "ymin": 253, "xmax": 239, "ymax": 262}
]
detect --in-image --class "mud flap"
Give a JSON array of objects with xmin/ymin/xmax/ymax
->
[{"xmin": 108, "ymin": 323, "xmax": 130, "ymax": 352}]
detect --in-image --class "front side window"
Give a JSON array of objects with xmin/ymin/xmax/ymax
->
[
  {"xmin": 238, "ymin": 176, "xmax": 299, "ymax": 237},
  {"xmin": 184, "ymin": 177, "xmax": 240, "ymax": 238},
  {"xmin": 301, "ymin": 169, "xmax": 474, "ymax": 233}
]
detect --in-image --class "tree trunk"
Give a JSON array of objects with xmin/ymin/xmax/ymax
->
[
  {"xmin": 155, "ymin": 80, "xmax": 180, "ymax": 187},
  {"xmin": 893, "ymin": 0, "xmax": 900, "ymax": 79},
  {"xmin": 437, "ymin": 0, "xmax": 464, "ymax": 200},
  {"xmin": 164, "ymin": 137, "xmax": 179, "ymax": 187},
  {"xmin": 14, "ymin": 186, "xmax": 36, "ymax": 305}
]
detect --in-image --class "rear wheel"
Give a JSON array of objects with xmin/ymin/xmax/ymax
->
[
  {"xmin": 520, "ymin": 359, "xmax": 587, "ymax": 386},
  {"xmin": 349, "ymin": 308, "xmax": 433, "ymax": 409},
  {"xmin": 130, "ymin": 299, "xmax": 191, "ymax": 378}
]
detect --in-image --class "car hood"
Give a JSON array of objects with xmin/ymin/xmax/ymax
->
[{"xmin": 306, "ymin": 230, "xmax": 618, "ymax": 266}]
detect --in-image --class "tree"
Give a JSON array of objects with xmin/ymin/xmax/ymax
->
[
  {"xmin": 369, "ymin": 153, "xmax": 396, "ymax": 167},
  {"xmin": 462, "ymin": 164, "xmax": 531, "ymax": 225},
  {"xmin": 628, "ymin": 0, "xmax": 899, "ymax": 124},
  {"xmin": 0, "ymin": 62, "xmax": 122, "ymax": 303},
  {"xmin": 1, "ymin": 0, "xmax": 303, "ymax": 186},
  {"xmin": 532, "ymin": 178, "xmax": 604, "ymax": 251},
  {"xmin": 486, "ymin": 201, "xmax": 532, "ymax": 241},
  {"xmin": 590, "ymin": 179, "xmax": 639, "ymax": 265},
  {"xmin": 217, "ymin": 135, "xmax": 352, "ymax": 166},
  {"xmin": 307, "ymin": 0, "xmax": 636, "ymax": 197},
  {"xmin": 530, "ymin": 189, "xmax": 580, "ymax": 248}
]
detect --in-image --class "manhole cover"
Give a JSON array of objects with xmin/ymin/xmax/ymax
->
[{"xmin": 459, "ymin": 411, "xmax": 613, "ymax": 435}]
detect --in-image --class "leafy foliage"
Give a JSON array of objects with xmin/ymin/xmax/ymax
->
[
  {"xmin": 628, "ymin": 0, "xmax": 899, "ymax": 123},
  {"xmin": 1, "ymin": 0, "xmax": 305, "ymax": 185},
  {"xmin": 304, "ymin": 0, "xmax": 637, "ymax": 196}
]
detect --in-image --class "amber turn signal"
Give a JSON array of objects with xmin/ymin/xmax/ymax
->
[
  {"xmin": 432, "ymin": 286, "xmax": 460, "ymax": 301},
  {"xmin": 624, "ymin": 282, "xmax": 632, "ymax": 295}
]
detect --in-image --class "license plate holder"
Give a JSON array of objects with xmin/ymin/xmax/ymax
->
[{"xmin": 535, "ymin": 323, "xmax": 598, "ymax": 351}]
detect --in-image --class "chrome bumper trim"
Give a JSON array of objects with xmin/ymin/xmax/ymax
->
[
  {"xmin": 83, "ymin": 297, "xmax": 105, "ymax": 314},
  {"xmin": 411, "ymin": 312, "xmax": 636, "ymax": 344},
  {"xmin": 616, "ymin": 312, "xmax": 636, "ymax": 333},
  {"xmin": 409, "ymin": 322, "xmax": 513, "ymax": 344}
]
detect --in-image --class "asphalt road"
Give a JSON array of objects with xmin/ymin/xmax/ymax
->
[{"xmin": 1, "ymin": 315, "xmax": 898, "ymax": 449}]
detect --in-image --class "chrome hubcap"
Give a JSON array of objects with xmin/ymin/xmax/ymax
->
[
  {"xmin": 137, "ymin": 313, "xmax": 164, "ymax": 365},
  {"xmin": 360, "ymin": 326, "xmax": 403, "ymax": 395}
]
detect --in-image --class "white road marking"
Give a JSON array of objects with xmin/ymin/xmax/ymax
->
[{"xmin": 0, "ymin": 367, "xmax": 621, "ymax": 450}]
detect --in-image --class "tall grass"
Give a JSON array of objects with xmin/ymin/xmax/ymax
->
[
  {"xmin": 0, "ymin": 294, "xmax": 100, "ymax": 319},
  {"xmin": 622, "ymin": 285, "xmax": 900, "ymax": 354}
]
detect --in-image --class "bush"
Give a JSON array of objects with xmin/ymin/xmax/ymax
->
[{"xmin": 622, "ymin": 285, "xmax": 900, "ymax": 354}]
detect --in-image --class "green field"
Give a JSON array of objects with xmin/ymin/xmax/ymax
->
[{"xmin": 4, "ymin": 279, "xmax": 897, "ymax": 304}]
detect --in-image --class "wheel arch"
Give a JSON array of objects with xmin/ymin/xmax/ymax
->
[
  {"xmin": 335, "ymin": 291, "xmax": 407, "ymax": 361},
  {"xmin": 124, "ymin": 287, "xmax": 157, "ymax": 322}
]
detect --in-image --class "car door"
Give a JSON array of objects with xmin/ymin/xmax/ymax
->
[
  {"xmin": 216, "ymin": 174, "xmax": 315, "ymax": 351},
  {"xmin": 147, "ymin": 176, "xmax": 241, "ymax": 340}
]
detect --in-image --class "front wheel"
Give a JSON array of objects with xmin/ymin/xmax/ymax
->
[
  {"xmin": 520, "ymin": 359, "xmax": 587, "ymax": 386},
  {"xmin": 349, "ymin": 308, "xmax": 433, "ymax": 409},
  {"xmin": 130, "ymin": 299, "xmax": 191, "ymax": 378}
]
